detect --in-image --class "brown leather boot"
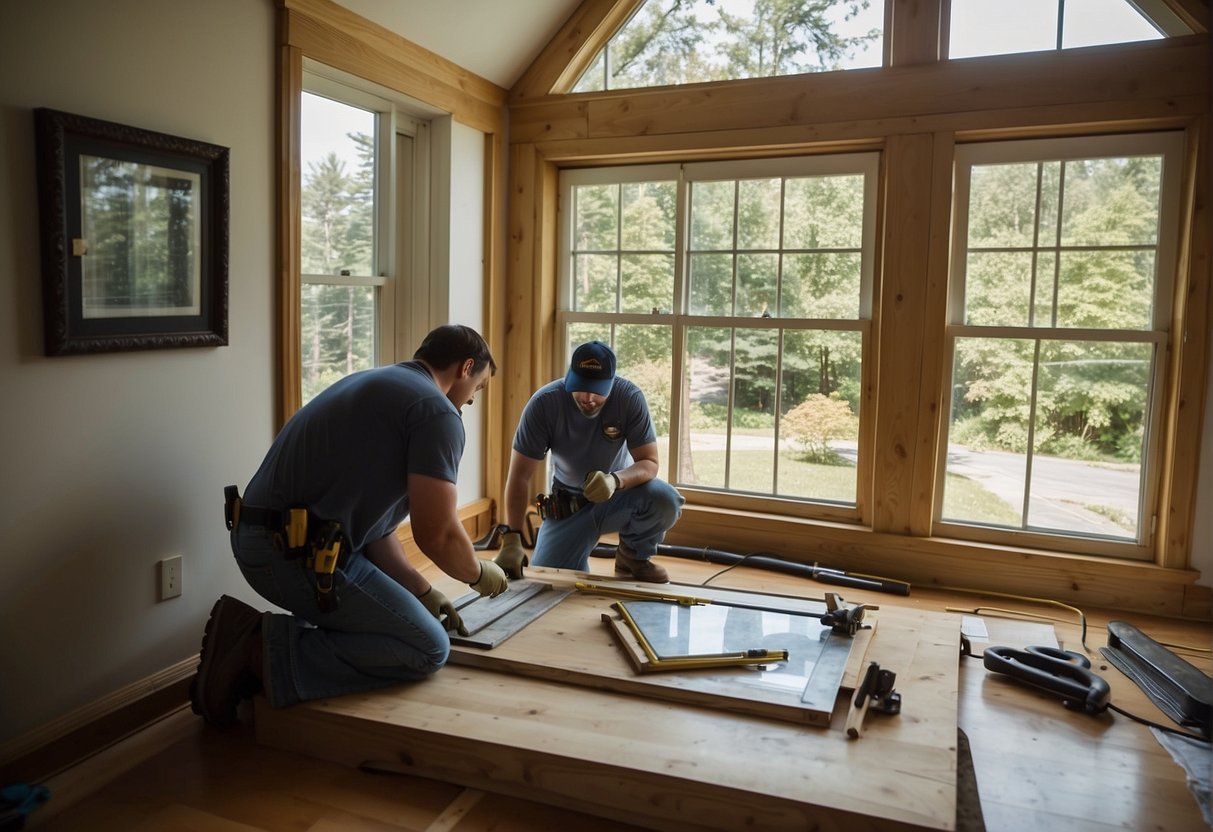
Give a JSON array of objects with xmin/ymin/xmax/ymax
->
[
  {"xmin": 614, "ymin": 543, "xmax": 669, "ymax": 583},
  {"xmin": 190, "ymin": 595, "xmax": 263, "ymax": 727}
]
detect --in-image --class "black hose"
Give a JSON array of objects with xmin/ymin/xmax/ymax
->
[{"xmin": 590, "ymin": 542, "xmax": 911, "ymax": 595}]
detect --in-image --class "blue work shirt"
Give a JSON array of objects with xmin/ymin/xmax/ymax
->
[{"xmin": 243, "ymin": 361, "xmax": 464, "ymax": 552}]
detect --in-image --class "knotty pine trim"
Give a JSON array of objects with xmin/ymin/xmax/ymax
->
[
  {"xmin": 279, "ymin": 0, "xmax": 507, "ymax": 133},
  {"xmin": 508, "ymin": 36, "xmax": 1208, "ymax": 146},
  {"xmin": 509, "ymin": 0, "xmax": 645, "ymax": 102},
  {"xmin": 666, "ymin": 505, "xmax": 1210, "ymax": 619}
]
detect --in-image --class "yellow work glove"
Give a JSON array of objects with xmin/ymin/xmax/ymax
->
[
  {"xmin": 418, "ymin": 587, "xmax": 467, "ymax": 637},
  {"xmin": 582, "ymin": 470, "xmax": 619, "ymax": 503},
  {"xmin": 470, "ymin": 558, "xmax": 509, "ymax": 598},
  {"xmin": 494, "ymin": 531, "xmax": 528, "ymax": 580}
]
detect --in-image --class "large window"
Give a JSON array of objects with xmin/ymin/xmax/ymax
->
[
  {"xmin": 559, "ymin": 154, "xmax": 878, "ymax": 516},
  {"xmin": 941, "ymin": 133, "xmax": 1183, "ymax": 556},
  {"xmin": 300, "ymin": 70, "xmax": 429, "ymax": 403}
]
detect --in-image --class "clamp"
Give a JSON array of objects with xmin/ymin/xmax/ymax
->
[{"xmin": 820, "ymin": 592, "xmax": 875, "ymax": 637}]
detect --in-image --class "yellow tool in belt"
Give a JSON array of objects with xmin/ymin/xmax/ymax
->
[{"xmin": 309, "ymin": 521, "xmax": 343, "ymax": 612}]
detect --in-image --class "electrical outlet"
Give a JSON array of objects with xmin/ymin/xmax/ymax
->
[{"xmin": 159, "ymin": 555, "xmax": 183, "ymax": 600}]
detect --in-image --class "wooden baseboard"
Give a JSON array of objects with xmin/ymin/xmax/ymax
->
[{"xmin": 0, "ymin": 656, "xmax": 197, "ymax": 785}]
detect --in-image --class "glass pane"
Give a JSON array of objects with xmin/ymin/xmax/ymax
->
[
  {"xmin": 942, "ymin": 337, "xmax": 1032, "ymax": 525},
  {"xmin": 300, "ymin": 283, "xmax": 376, "ymax": 404},
  {"xmin": 573, "ymin": 253, "xmax": 618, "ymax": 313},
  {"xmin": 964, "ymin": 251, "xmax": 1034, "ymax": 326},
  {"xmin": 683, "ymin": 326, "xmax": 732, "ymax": 489},
  {"xmin": 614, "ymin": 324, "xmax": 673, "ymax": 444},
  {"xmin": 622, "ymin": 253, "xmax": 674, "ymax": 314},
  {"xmin": 1028, "ymin": 340, "xmax": 1148, "ymax": 538},
  {"xmin": 586, "ymin": 0, "xmax": 882, "ymax": 92},
  {"xmin": 737, "ymin": 178, "xmax": 781, "ymax": 250},
  {"xmin": 688, "ymin": 253, "xmax": 734, "ymax": 316},
  {"xmin": 777, "ymin": 329, "xmax": 861, "ymax": 502},
  {"xmin": 781, "ymin": 252, "xmax": 862, "ymax": 318},
  {"xmin": 574, "ymin": 183, "xmax": 618, "ymax": 251},
  {"xmin": 300, "ymin": 93, "xmax": 375, "ymax": 277},
  {"xmin": 1062, "ymin": 0, "xmax": 1163, "ymax": 49},
  {"xmin": 784, "ymin": 174, "xmax": 865, "ymax": 249},
  {"xmin": 1059, "ymin": 157, "xmax": 1162, "ymax": 247},
  {"xmin": 690, "ymin": 181, "xmax": 735, "ymax": 250},
  {"xmin": 728, "ymin": 328, "xmax": 779, "ymax": 494},
  {"xmin": 737, "ymin": 253, "xmax": 778, "ymax": 318},
  {"xmin": 967, "ymin": 162, "xmax": 1047, "ymax": 250},
  {"xmin": 621, "ymin": 181, "xmax": 676, "ymax": 250},
  {"xmin": 949, "ymin": 0, "xmax": 1057, "ymax": 58},
  {"xmin": 1056, "ymin": 250, "xmax": 1154, "ymax": 329},
  {"xmin": 568, "ymin": 322, "xmax": 610, "ymax": 353}
]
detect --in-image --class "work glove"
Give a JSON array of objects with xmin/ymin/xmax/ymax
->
[
  {"xmin": 418, "ymin": 587, "xmax": 467, "ymax": 637},
  {"xmin": 582, "ymin": 470, "xmax": 619, "ymax": 503},
  {"xmin": 470, "ymin": 558, "xmax": 509, "ymax": 598},
  {"xmin": 494, "ymin": 531, "xmax": 528, "ymax": 580}
]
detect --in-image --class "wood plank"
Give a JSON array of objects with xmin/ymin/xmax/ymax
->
[
  {"xmin": 509, "ymin": 0, "xmax": 646, "ymax": 102},
  {"xmin": 569, "ymin": 37, "xmax": 1206, "ymax": 140},
  {"xmin": 281, "ymin": 0, "xmax": 506, "ymax": 132},
  {"xmin": 665, "ymin": 504, "xmax": 1206, "ymax": 617},
  {"xmin": 256, "ymin": 563, "xmax": 962, "ymax": 831}
]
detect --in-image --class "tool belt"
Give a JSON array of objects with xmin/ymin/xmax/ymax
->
[
  {"xmin": 535, "ymin": 488, "xmax": 591, "ymax": 521},
  {"xmin": 224, "ymin": 485, "xmax": 346, "ymax": 612}
]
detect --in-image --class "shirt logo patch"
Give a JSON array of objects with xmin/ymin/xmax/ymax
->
[{"xmin": 602, "ymin": 423, "xmax": 623, "ymax": 441}]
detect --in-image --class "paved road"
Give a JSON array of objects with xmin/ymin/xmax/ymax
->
[{"xmin": 686, "ymin": 433, "xmax": 1141, "ymax": 538}]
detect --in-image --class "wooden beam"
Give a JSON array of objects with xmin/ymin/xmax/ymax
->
[
  {"xmin": 1159, "ymin": 117, "xmax": 1211, "ymax": 569},
  {"xmin": 280, "ymin": 0, "xmax": 507, "ymax": 133},
  {"xmin": 887, "ymin": 0, "xmax": 944, "ymax": 66},
  {"xmin": 509, "ymin": 0, "xmax": 645, "ymax": 102},
  {"xmin": 666, "ymin": 505, "xmax": 1208, "ymax": 618},
  {"xmin": 506, "ymin": 37, "xmax": 1207, "ymax": 143},
  {"xmin": 276, "ymin": 43, "xmax": 303, "ymax": 429}
]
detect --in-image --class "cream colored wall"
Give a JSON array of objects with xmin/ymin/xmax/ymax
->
[{"xmin": 0, "ymin": 0, "xmax": 277, "ymax": 744}]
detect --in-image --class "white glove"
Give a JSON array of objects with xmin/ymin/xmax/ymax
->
[{"xmin": 583, "ymin": 470, "xmax": 619, "ymax": 503}]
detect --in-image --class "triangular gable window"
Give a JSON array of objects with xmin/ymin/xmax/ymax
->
[
  {"xmin": 571, "ymin": 0, "xmax": 884, "ymax": 93},
  {"xmin": 949, "ymin": 0, "xmax": 1182, "ymax": 59}
]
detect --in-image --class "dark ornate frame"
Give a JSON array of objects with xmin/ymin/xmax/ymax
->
[{"xmin": 34, "ymin": 108, "xmax": 229, "ymax": 355}]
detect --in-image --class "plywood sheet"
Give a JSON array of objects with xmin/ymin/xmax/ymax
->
[{"xmin": 446, "ymin": 572, "xmax": 875, "ymax": 726}]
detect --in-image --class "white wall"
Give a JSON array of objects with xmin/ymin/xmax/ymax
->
[{"xmin": 0, "ymin": 0, "xmax": 278, "ymax": 744}]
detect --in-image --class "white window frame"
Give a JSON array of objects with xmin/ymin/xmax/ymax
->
[
  {"xmin": 937, "ymin": 131, "xmax": 1185, "ymax": 558},
  {"xmin": 557, "ymin": 153, "xmax": 879, "ymax": 520},
  {"xmin": 301, "ymin": 62, "xmax": 434, "ymax": 380}
]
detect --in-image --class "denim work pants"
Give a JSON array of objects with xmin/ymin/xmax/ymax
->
[
  {"xmin": 529, "ymin": 479, "xmax": 684, "ymax": 570},
  {"xmin": 231, "ymin": 524, "xmax": 449, "ymax": 708}
]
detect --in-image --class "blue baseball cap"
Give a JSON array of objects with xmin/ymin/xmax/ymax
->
[{"xmin": 564, "ymin": 341, "xmax": 616, "ymax": 396}]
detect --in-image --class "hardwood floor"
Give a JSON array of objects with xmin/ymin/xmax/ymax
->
[
  {"xmin": 29, "ymin": 707, "xmax": 649, "ymax": 831},
  {"xmin": 23, "ymin": 552, "xmax": 1213, "ymax": 831}
]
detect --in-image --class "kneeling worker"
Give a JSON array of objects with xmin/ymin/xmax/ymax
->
[
  {"xmin": 495, "ymin": 341, "xmax": 684, "ymax": 583},
  {"xmin": 191, "ymin": 324, "xmax": 509, "ymax": 727}
]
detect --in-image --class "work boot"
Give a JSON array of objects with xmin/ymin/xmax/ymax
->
[
  {"xmin": 614, "ymin": 543, "xmax": 669, "ymax": 583},
  {"xmin": 190, "ymin": 595, "xmax": 263, "ymax": 727}
]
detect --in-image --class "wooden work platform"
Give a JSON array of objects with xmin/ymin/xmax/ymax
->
[
  {"xmin": 256, "ymin": 565, "xmax": 963, "ymax": 831},
  {"xmin": 254, "ymin": 556, "xmax": 1211, "ymax": 832}
]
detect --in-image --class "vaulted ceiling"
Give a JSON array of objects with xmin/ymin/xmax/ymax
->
[{"xmin": 332, "ymin": 0, "xmax": 584, "ymax": 88}]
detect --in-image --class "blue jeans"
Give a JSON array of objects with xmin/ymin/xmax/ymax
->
[
  {"xmin": 530, "ymin": 479, "xmax": 684, "ymax": 570},
  {"xmin": 231, "ymin": 524, "xmax": 449, "ymax": 708}
]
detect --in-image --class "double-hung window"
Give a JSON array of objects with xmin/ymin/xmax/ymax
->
[
  {"xmin": 299, "ymin": 68, "xmax": 430, "ymax": 404},
  {"xmin": 559, "ymin": 154, "xmax": 878, "ymax": 518},
  {"xmin": 940, "ymin": 132, "xmax": 1183, "ymax": 557}
]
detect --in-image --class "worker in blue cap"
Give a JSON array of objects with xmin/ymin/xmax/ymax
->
[{"xmin": 495, "ymin": 341, "xmax": 684, "ymax": 582}]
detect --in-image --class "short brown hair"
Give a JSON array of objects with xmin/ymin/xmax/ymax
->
[{"xmin": 414, "ymin": 324, "xmax": 496, "ymax": 376}]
